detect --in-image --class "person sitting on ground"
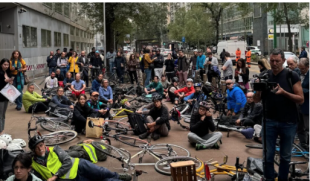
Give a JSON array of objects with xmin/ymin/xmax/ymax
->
[
  {"xmin": 6, "ymin": 153, "xmax": 42, "ymax": 181},
  {"xmin": 28, "ymin": 135, "xmax": 132, "ymax": 181},
  {"xmin": 160, "ymin": 74, "xmax": 170, "ymax": 98},
  {"xmin": 188, "ymin": 101, "xmax": 222, "ymax": 150},
  {"xmin": 63, "ymin": 72, "xmax": 74, "ymax": 91},
  {"xmin": 136, "ymin": 95, "xmax": 170, "ymax": 140},
  {"xmin": 226, "ymin": 79, "xmax": 247, "ymax": 116},
  {"xmin": 91, "ymin": 73, "xmax": 103, "ymax": 92},
  {"xmin": 51, "ymin": 87, "xmax": 74, "ymax": 109},
  {"xmin": 44, "ymin": 72, "xmax": 58, "ymax": 89},
  {"xmin": 184, "ymin": 83, "xmax": 207, "ymax": 114},
  {"xmin": 71, "ymin": 73, "xmax": 86, "ymax": 100},
  {"xmin": 174, "ymin": 78, "xmax": 195, "ymax": 104},
  {"xmin": 99, "ymin": 79, "xmax": 113, "ymax": 104},
  {"xmin": 167, "ymin": 77, "xmax": 180, "ymax": 103},
  {"xmin": 55, "ymin": 69, "xmax": 65, "ymax": 87},
  {"xmin": 87, "ymin": 91, "xmax": 109, "ymax": 119},
  {"xmin": 22, "ymin": 83, "xmax": 49, "ymax": 113},
  {"xmin": 144, "ymin": 76, "xmax": 163, "ymax": 96}
]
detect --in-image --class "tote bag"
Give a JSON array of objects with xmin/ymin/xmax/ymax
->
[{"xmin": 0, "ymin": 84, "xmax": 21, "ymax": 103}]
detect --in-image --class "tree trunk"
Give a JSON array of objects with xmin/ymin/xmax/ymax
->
[
  {"xmin": 283, "ymin": 3, "xmax": 293, "ymax": 52},
  {"xmin": 215, "ymin": 20, "xmax": 219, "ymax": 46},
  {"xmin": 105, "ymin": 4, "xmax": 116, "ymax": 51}
]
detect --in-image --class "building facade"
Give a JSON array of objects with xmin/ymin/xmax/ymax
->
[{"xmin": 0, "ymin": 3, "xmax": 94, "ymax": 75}]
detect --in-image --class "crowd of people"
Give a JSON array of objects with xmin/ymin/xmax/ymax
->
[{"xmin": 0, "ymin": 46, "xmax": 309, "ymax": 181}]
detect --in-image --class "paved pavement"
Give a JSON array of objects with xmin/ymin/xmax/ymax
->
[{"xmin": 2, "ymin": 67, "xmax": 306, "ymax": 181}]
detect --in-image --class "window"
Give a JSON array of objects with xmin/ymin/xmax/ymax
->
[
  {"xmin": 63, "ymin": 34, "xmax": 69, "ymax": 47},
  {"xmin": 43, "ymin": 3, "xmax": 53, "ymax": 9},
  {"xmin": 22, "ymin": 25, "xmax": 37, "ymax": 47},
  {"xmin": 64, "ymin": 3, "xmax": 70, "ymax": 17},
  {"xmin": 41, "ymin": 29, "xmax": 51, "ymax": 47},
  {"xmin": 76, "ymin": 28, "xmax": 79, "ymax": 36},
  {"xmin": 81, "ymin": 31, "xmax": 84, "ymax": 38},
  {"xmin": 54, "ymin": 32, "xmax": 61, "ymax": 47},
  {"xmin": 70, "ymin": 26, "xmax": 75, "ymax": 36},
  {"xmin": 55, "ymin": 3, "xmax": 63, "ymax": 14}
]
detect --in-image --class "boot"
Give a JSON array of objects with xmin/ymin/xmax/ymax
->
[
  {"xmin": 151, "ymin": 131, "xmax": 160, "ymax": 141},
  {"xmin": 139, "ymin": 132, "xmax": 150, "ymax": 139}
]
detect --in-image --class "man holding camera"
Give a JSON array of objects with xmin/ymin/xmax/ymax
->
[{"xmin": 253, "ymin": 48, "xmax": 304, "ymax": 181}]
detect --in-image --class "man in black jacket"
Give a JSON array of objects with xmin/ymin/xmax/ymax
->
[
  {"xmin": 47, "ymin": 51, "xmax": 58, "ymax": 75},
  {"xmin": 90, "ymin": 51, "xmax": 103, "ymax": 81},
  {"xmin": 153, "ymin": 49, "xmax": 164, "ymax": 81},
  {"xmin": 188, "ymin": 101, "xmax": 222, "ymax": 150},
  {"xmin": 136, "ymin": 95, "xmax": 170, "ymax": 140},
  {"xmin": 88, "ymin": 47, "xmax": 96, "ymax": 59},
  {"xmin": 220, "ymin": 49, "xmax": 226, "ymax": 64},
  {"xmin": 77, "ymin": 51, "xmax": 90, "ymax": 87}
]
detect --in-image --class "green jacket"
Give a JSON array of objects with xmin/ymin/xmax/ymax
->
[
  {"xmin": 22, "ymin": 90, "xmax": 46, "ymax": 112},
  {"xmin": 146, "ymin": 82, "xmax": 163, "ymax": 96}
]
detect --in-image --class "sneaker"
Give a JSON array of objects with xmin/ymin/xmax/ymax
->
[
  {"xmin": 118, "ymin": 173, "xmax": 132, "ymax": 181},
  {"xmin": 195, "ymin": 143, "xmax": 207, "ymax": 150},
  {"xmin": 151, "ymin": 132, "xmax": 160, "ymax": 141},
  {"xmin": 16, "ymin": 107, "xmax": 21, "ymax": 111},
  {"xmin": 139, "ymin": 132, "xmax": 150, "ymax": 139},
  {"xmin": 212, "ymin": 142, "xmax": 220, "ymax": 149}
]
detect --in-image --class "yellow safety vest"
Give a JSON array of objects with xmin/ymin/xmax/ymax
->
[
  {"xmin": 79, "ymin": 143, "xmax": 98, "ymax": 163},
  {"xmin": 32, "ymin": 147, "xmax": 79, "ymax": 180}
]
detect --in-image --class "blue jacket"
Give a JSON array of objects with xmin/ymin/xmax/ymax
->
[
  {"xmin": 91, "ymin": 79, "xmax": 101, "ymax": 92},
  {"xmin": 184, "ymin": 92, "xmax": 207, "ymax": 112},
  {"xmin": 196, "ymin": 55, "xmax": 206, "ymax": 69},
  {"xmin": 301, "ymin": 70, "xmax": 309, "ymax": 115},
  {"xmin": 51, "ymin": 95, "xmax": 72, "ymax": 108},
  {"xmin": 299, "ymin": 50, "xmax": 308, "ymax": 58},
  {"xmin": 227, "ymin": 84, "xmax": 247, "ymax": 113},
  {"xmin": 99, "ymin": 86, "xmax": 113, "ymax": 101}
]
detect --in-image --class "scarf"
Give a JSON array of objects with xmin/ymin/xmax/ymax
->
[{"xmin": 11, "ymin": 59, "xmax": 24, "ymax": 91}]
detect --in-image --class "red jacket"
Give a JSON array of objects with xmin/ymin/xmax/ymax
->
[{"xmin": 174, "ymin": 86, "xmax": 195, "ymax": 97}]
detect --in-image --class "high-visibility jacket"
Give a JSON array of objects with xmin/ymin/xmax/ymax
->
[
  {"xmin": 79, "ymin": 143, "xmax": 98, "ymax": 163},
  {"xmin": 236, "ymin": 50, "xmax": 241, "ymax": 62},
  {"xmin": 246, "ymin": 51, "xmax": 251, "ymax": 63},
  {"xmin": 32, "ymin": 147, "xmax": 79, "ymax": 180}
]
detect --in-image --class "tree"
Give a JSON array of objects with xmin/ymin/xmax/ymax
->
[{"xmin": 78, "ymin": 3, "xmax": 104, "ymax": 34}]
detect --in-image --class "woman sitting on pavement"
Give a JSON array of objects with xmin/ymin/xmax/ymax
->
[
  {"xmin": 6, "ymin": 153, "xmax": 42, "ymax": 181},
  {"xmin": 22, "ymin": 83, "xmax": 49, "ymax": 113},
  {"xmin": 51, "ymin": 87, "xmax": 74, "ymax": 109},
  {"xmin": 166, "ymin": 77, "xmax": 180, "ymax": 103},
  {"xmin": 99, "ymin": 79, "xmax": 113, "ymax": 104},
  {"xmin": 188, "ymin": 101, "xmax": 222, "ymax": 150}
]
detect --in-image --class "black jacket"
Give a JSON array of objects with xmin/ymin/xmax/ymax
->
[
  {"xmin": 164, "ymin": 58, "xmax": 175, "ymax": 72},
  {"xmin": 178, "ymin": 56, "xmax": 190, "ymax": 72},
  {"xmin": 73, "ymin": 102, "xmax": 96, "ymax": 123},
  {"xmin": 190, "ymin": 55, "xmax": 197, "ymax": 70},
  {"xmin": 0, "ymin": 70, "xmax": 11, "ymax": 102},
  {"xmin": 114, "ymin": 56, "xmax": 125, "ymax": 69},
  {"xmin": 46, "ymin": 55, "xmax": 58, "ymax": 67},
  {"xmin": 77, "ymin": 56, "xmax": 90, "ymax": 67},
  {"xmin": 87, "ymin": 52, "xmax": 96, "ymax": 59},
  {"xmin": 90, "ymin": 56, "xmax": 103, "ymax": 68},
  {"xmin": 153, "ymin": 54, "xmax": 164, "ymax": 68},
  {"xmin": 235, "ymin": 67, "xmax": 249, "ymax": 83},
  {"xmin": 190, "ymin": 113, "xmax": 215, "ymax": 137},
  {"xmin": 239, "ymin": 102, "xmax": 263, "ymax": 125},
  {"xmin": 220, "ymin": 51, "xmax": 226, "ymax": 59},
  {"xmin": 146, "ymin": 104, "xmax": 170, "ymax": 130},
  {"xmin": 56, "ymin": 73, "xmax": 64, "ymax": 81}
]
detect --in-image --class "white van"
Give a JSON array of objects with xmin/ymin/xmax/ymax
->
[{"xmin": 217, "ymin": 40, "xmax": 247, "ymax": 63}]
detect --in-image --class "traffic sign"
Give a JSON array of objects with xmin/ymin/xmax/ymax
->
[
  {"xmin": 182, "ymin": 37, "xmax": 185, "ymax": 42},
  {"xmin": 268, "ymin": 34, "xmax": 274, "ymax": 40}
]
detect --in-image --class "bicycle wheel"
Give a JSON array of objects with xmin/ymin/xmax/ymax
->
[
  {"xmin": 40, "ymin": 119, "xmax": 71, "ymax": 132},
  {"xmin": 149, "ymin": 144, "xmax": 190, "ymax": 158},
  {"xmin": 155, "ymin": 156, "xmax": 203, "ymax": 176},
  {"xmin": 106, "ymin": 120, "xmax": 133, "ymax": 132},
  {"xmin": 292, "ymin": 143, "xmax": 309, "ymax": 159},
  {"xmin": 43, "ymin": 130, "xmax": 77, "ymax": 146},
  {"xmin": 245, "ymin": 144, "xmax": 263, "ymax": 149},
  {"xmin": 115, "ymin": 135, "xmax": 149, "ymax": 147},
  {"xmin": 91, "ymin": 141, "xmax": 130, "ymax": 162}
]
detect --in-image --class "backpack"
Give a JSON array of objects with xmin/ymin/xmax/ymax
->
[{"xmin": 127, "ymin": 113, "xmax": 147, "ymax": 135}]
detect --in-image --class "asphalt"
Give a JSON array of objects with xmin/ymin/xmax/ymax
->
[{"xmin": 3, "ymin": 66, "xmax": 307, "ymax": 181}]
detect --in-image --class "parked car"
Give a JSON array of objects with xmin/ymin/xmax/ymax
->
[
  {"xmin": 159, "ymin": 48, "xmax": 172, "ymax": 57},
  {"xmin": 247, "ymin": 46, "xmax": 261, "ymax": 56}
]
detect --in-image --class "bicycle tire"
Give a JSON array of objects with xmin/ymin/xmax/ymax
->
[
  {"xmin": 292, "ymin": 143, "xmax": 309, "ymax": 159},
  {"xmin": 106, "ymin": 120, "xmax": 133, "ymax": 132},
  {"xmin": 245, "ymin": 144, "xmax": 263, "ymax": 149},
  {"xmin": 115, "ymin": 135, "xmax": 149, "ymax": 148},
  {"xmin": 154, "ymin": 156, "xmax": 203, "ymax": 176},
  {"xmin": 43, "ymin": 130, "xmax": 77, "ymax": 146},
  {"xmin": 149, "ymin": 144, "xmax": 190, "ymax": 158},
  {"xmin": 40, "ymin": 119, "xmax": 72, "ymax": 132},
  {"xmin": 91, "ymin": 141, "xmax": 130, "ymax": 162}
]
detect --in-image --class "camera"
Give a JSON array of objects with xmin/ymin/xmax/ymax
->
[{"xmin": 252, "ymin": 73, "xmax": 277, "ymax": 91}]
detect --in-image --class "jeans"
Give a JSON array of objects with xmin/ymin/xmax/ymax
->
[
  {"xmin": 128, "ymin": 70, "xmax": 138, "ymax": 84},
  {"xmin": 0, "ymin": 101, "xmax": 8, "ymax": 133},
  {"xmin": 144, "ymin": 68, "xmax": 152, "ymax": 86},
  {"xmin": 60, "ymin": 67, "xmax": 67, "ymax": 77},
  {"xmin": 76, "ymin": 158, "xmax": 120, "ymax": 181},
  {"xmin": 49, "ymin": 67, "xmax": 56, "ymax": 75},
  {"xmin": 262, "ymin": 119, "xmax": 297, "ymax": 181},
  {"xmin": 109, "ymin": 61, "xmax": 114, "ymax": 73},
  {"xmin": 13, "ymin": 78, "xmax": 23, "ymax": 109}
]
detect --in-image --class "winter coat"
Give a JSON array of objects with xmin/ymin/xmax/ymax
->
[
  {"xmin": 178, "ymin": 56, "xmax": 190, "ymax": 72},
  {"xmin": 114, "ymin": 56, "xmax": 125, "ymax": 69},
  {"xmin": 239, "ymin": 102, "xmax": 263, "ymax": 125},
  {"xmin": 153, "ymin": 54, "xmax": 164, "ymax": 68},
  {"xmin": 196, "ymin": 55, "xmax": 206, "ymax": 70},
  {"xmin": 226, "ymin": 84, "xmax": 247, "ymax": 113}
]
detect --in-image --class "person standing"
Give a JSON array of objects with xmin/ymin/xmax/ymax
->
[
  {"xmin": 234, "ymin": 59, "xmax": 249, "ymax": 92},
  {"xmin": 196, "ymin": 50, "xmax": 206, "ymax": 81},
  {"xmin": 135, "ymin": 52, "xmax": 143, "ymax": 84},
  {"xmin": 106, "ymin": 48, "xmax": 116, "ymax": 73},
  {"xmin": 253, "ymin": 48, "xmax": 304, "ymax": 181},
  {"xmin": 77, "ymin": 51, "xmax": 90, "ymax": 87},
  {"xmin": 220, "ymin": 49, "xmax": 226, "ymax": 65},
  {"xmin": 221, "ymin": 52, "xmax": 233, "ymax": 80},
  {"xmin": 87, "ymin": 47, "xmax": 96, "ymax": 59},
  {"xmin": 68, "ymin": 51, "xmax": 79, "ymax": 78},
  {"xmin": 57, "ymin": 52, "xmax": 68, "ymax": 77},
  {"xmin": 0, "ymin": 59, "xmax": 14, "ymax": 135},
  {"xmin": 246, "ymin": 47, "xmax": 252, "ymax": 68},
  {"xmin": 153, "ymin": 49, "xmax": 164, "ymax": 81},
  {"xmin": 190, "ymin": 50, "xmax": 198, "ymax": 79},
  {"xmin": 55, "ymin": 49, "xmax": 61, "ymax": 58},
  {"xmin": 235, "ymin": 48, "xmax": 241, "ymax": 63},
  {"xmin": 127, "ymin": 54, "xmax": 138, "ymax": 85},
  {"xmin": 143, "ymin": 49, "xmax": 156, "ymax": 86},
  {"xmin": 114, "ymin": 52, "xmax": 125, "ymax": 83},
  {"xmin": 299, "ymin": 46, "xmax": 308, "ymax": 59},
  {"xmin": 177, "ymin": 50, "xmax": 190, "ymax": 86},
  {"xmin": 46, "ymin": 51, "xmax": 58, "ymax": 75},
  {"xmin": 9, "ymin": 50, "xmax": 27, "ymax": 111},
  {"xmin": 164, "ymin": 53, "xmax": 175, "ymax": 82},
  {"xmin": 287, "ymin": 56, "xmax": 301, "ymax": 76},
  {"xmin": 204, "ymin": 52, "xmax": 219, "ymax": 83}
]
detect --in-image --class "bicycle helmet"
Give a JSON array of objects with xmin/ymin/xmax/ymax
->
[
  {"xmin": 194, "ymin": 83, "xmax": 202, "ymax": 87},
  {"xmin": 28, "ymin": 135, "xmax": 44, "ymax": 150},
  {"xmin": 120, "ymin": 99, "xmax": 128, "ymax": 105},
  {"xmin": 152, "ymin": 94, "xmax": 163, "ymax": 102},
  {"xmin": 199, "ymin": 101, "xmax": 209, "ymax": 109},
  {"xmin": 172, "ymin": 77, "xmax": 179, "ymax": 83},
  {"xmin": 11, "ymin": 139, "xmax": 27, "ymax": 148},
  {"xmin": 0, "ymin": 134, "xmax": 12, "ymax": 145},
  {"xmin": 6, "ymin": 143, "xmax": 23, "ymax": 151},
  {"xmin": 205, "ymin": 82, "xmax": 212, "ymax": 87},
  {"xmin": 0, "ymin": 140, "xmax": 7, "ymax": 149}
]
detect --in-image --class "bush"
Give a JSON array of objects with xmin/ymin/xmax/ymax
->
[{"xmin": 251, "ymin": 54, "xmax": 259, "ymax": 62}]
